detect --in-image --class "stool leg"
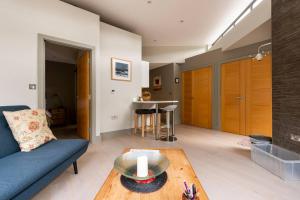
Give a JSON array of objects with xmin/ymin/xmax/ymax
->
[
  {"xmin": 172, "ymin": 110, "xmax": 175, "ymax": 137},
  {"xmin": 141, "ymin": 114, "xmax": 145, "ymax": 137},
  {"xmin": 157, "ymin": 113, "xmax": 161, "ymax": 137},
  {"xmin": 151, "ymin": 114, "xmax": 155, "ymax": 135},
  {"xmin": 134, "ymin": 113, "xmax": 138, "ymax": 134},
  {"xmin": 166, "ymin": 111, "xmax": 170, "ymax": 141},
  {"xmin": 150, "ymin": 114, "xmax": 153, "ymax": 127}
]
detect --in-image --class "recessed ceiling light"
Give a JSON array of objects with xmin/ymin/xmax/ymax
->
[
  {"xmin": 153, "ymin": 40, "xmax": 157, "ymax": 42},
  {"xmin": 179, "ymin": 20, "xmax": 184, "ymax": 23},
  {"xmin": 147, "ymin": 1, "xmax": 152, "ymax": 4}
]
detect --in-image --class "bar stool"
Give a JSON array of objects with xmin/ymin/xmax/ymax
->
[
  {"xmin": 150, "ymin": 108, "xmax": 165, "ymax": 136},
  {"xmin": 134, "ymin": 109, "xmax": 156, "ymax": 137},
  {"xmin": 160, "ymin": 105, "xmax": 178, "ymax": 141}
]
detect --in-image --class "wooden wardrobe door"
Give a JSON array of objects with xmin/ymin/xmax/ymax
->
[
  {"xmin": 245, "ymin": 54, "xmax": 272, "ymax": 137},
  {"xmin": 181, "ymin": 71, "xmax": 193, "ymax": 125},
  {"xmin": 221, "ymin": 61, "xmax": 245, "ymax": 134},
  {"xmin": 192, "ymin": 67, "xmax": 212, "ymax": 128}
]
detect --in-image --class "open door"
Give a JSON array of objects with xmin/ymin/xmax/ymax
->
[{"xmin": 77, "ymin": 51, "xmax": 90, "ymax": 140}]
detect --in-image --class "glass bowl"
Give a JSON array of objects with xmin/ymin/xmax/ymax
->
[{"xmin": 114, "ymin": 149, "xmax": 170, "ymax": 180}]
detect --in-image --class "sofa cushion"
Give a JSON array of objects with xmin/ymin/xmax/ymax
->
[
  {"xmin": 3, "ymin": 109, "xmax": 56, "ymax": 152},
  {"xmin": 0, "ymin": 139, "xmax": 88, "ymax": 200},
  {"xmin": 0, "ymin": 106, "xmax": 29, "ymax": 159}
]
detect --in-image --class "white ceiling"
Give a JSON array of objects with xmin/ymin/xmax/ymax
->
[{"xmin": 62, "ymin": 0, "xmax": 253, "ymax": 47}]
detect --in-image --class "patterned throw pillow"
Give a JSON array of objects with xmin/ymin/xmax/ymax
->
[{"xmin": 3, "ymin": 109, "xmax": 56, "ymax": 152}]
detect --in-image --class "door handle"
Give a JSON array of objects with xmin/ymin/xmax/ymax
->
[{"xmin": 235, "ymin": 96, "xmax": 245, "ymax": 100}]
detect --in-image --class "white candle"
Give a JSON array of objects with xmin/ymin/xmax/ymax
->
[{"xmin": 137, "ymin": 156, "xmax": 148, "ymax": 177}]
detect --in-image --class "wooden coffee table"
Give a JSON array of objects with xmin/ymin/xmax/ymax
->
[{"xmin": 94, "ymin": 148, "xmax": 209, "ymax": 200}]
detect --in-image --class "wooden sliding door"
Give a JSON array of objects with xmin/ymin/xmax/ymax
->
[
  {"xmin": 221, "ymin": 60, "xmax": 245, "ymax": 134},
  {"xmin": 245, "ymin": 54, "xmax": 272, "ymax": 137},
  {"xmin": 192, "ymin": 67, "xmax": 212, "ymax": 128},
  {"xmin": 221, "ymin": 55, "xmax": 272, "ymax": 136},
  {"xmin": 181, "ymin": 66, "xmax": 212, "ymax": 129}
]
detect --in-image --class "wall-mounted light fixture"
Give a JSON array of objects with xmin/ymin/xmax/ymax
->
[{"xmin": 254, "ymin": 42, "xmax": 271, "ymax": 61}]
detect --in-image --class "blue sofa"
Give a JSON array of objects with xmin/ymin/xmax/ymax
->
[{"xmin": 0, "ymin": 106, "xmax": 89, "ymax": 200}]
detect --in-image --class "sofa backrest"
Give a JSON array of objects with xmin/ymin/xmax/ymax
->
[{"xmin": 0, "ymin": 105, "xmax": 30, "ymax": 158}]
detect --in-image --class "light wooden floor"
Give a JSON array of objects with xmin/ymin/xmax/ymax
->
[{"xmin": 33, "ymin": 125, "xmax": 300, "ymax": 200}]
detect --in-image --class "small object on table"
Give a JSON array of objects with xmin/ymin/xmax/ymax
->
[
  {"xmin": 138, "ymin": 96, "xmax": 143, "ymax": 101},
  {"xmin": 95, "ymin": 148, "xmax": 209, "ymax": 200},
  {"xmin": 183, "ymin": 181, "xmax": 199, "ymax": 200},
  {"xmin": 114, "ymin": 149, "xmax": 170, "ymax": 193},
  {"xmin": 142, "ymin": 91, "xmax": 151, "ymax": 101},
  {"xmin": 182, "ymin": 193, "xmax": 200, "ymax": 200},
  {"xmin": 137, "ymin": 155, "xmax": 148, "ymax": 177}
]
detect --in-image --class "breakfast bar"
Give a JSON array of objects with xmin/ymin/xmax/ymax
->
[{"xmin": 133, "ymin": 100, "xmax": 179, "ymax": 140}]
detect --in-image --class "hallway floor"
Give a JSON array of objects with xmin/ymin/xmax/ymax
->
[{"xmin": 33, "ymin": 125, "xmax": 300, "ymax": 200}]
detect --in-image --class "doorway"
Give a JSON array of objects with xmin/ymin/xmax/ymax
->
[{"xmin": 44, "ymin": 41, "xmax": 91, "ymax": 140}]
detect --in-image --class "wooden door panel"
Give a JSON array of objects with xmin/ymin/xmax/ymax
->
[
  {"xmin": 192, "ymin": 67, "xmax": 212, "ymax": 128},
  {"xmin": 246, "ymin": 54, "xmax": 272, "ymax": 137},
  {"xmin": 221, "ymin": 55, "xmax": 272, "ymax": 136},
  {"xmin": 77, "ymin": 51, "xmax": 90, "ymax": 140},
  {"xmin": 181, "ymin": 67, "xmax": 212, "ymax": 128},
  {"xmin": 221, "ymin": 61, "xmax": 244, "ymax": 134}
]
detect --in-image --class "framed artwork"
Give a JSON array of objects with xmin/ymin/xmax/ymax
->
[
  {"xmin": 153, "ymin": 76, "xmax": 162, "ymax": 90},
  {"xmin": 111, "ymin": 58, "xmax": 131, "ymax": 81}
]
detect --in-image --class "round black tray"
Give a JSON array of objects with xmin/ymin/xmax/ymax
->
[{"xmin": 120, "ymin": 172, "xmax": 167, "ymax": 193}]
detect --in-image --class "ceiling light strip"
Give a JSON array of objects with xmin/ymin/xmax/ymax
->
[{"xmin": 211, "ymin": 0, "xmax": 263, "ymax": 47}]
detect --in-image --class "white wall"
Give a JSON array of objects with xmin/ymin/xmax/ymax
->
[
  {"xmin": 100, "ymin": 22, "xmax": 142, "ymax": 133},
  {"xmin": 0, "ymin": 0, "xmax": 102, "ymax": 135}
]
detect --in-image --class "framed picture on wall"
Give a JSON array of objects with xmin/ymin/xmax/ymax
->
[
  {"xmin": 111, "ymin": 58, "xmax": 131, "ymax": 81},
  {"xmin": 153, "ymin": 76, "xmax": 162, "ymax": 90}
]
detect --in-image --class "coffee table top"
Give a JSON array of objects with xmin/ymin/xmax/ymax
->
[{"xmin": 94, "ymin": 148, "xmax": 209, "ymax": 200}]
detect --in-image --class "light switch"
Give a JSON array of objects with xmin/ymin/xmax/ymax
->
[{"xmin": 29, "ymin": 84, "xmax": 37, "ymax": 90}]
